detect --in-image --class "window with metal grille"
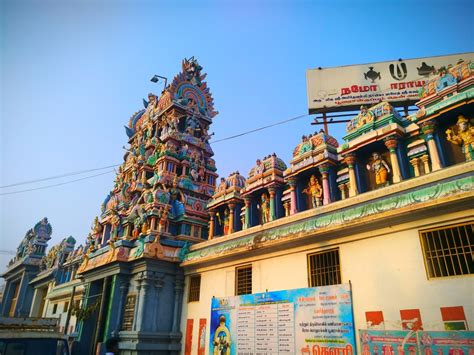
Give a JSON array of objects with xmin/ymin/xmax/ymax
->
[
  {"xmin": 308, "ymin": 248, "xmax": 341, "ymax": 287},
  {"xmin": 188, "ymin": 275, "xmax": 201, "ymax": 302},
  {"xmin": 420, "ymin": 222, "xmax": 473, "ymax": 279},
  {"xmin": 235, "ymin": 265, "xmax": 252, "ymax": 295}
]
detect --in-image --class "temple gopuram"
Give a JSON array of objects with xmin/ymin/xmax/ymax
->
[{"xmin": 1, "ymin": 56, "xmax": 473, "ymax": 355}]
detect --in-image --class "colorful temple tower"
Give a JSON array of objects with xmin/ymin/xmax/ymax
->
[
  {"xmin": 74, "ymin": 58, "xmax": 218, "ymax": 354},
  {"xmin": 1, "ymin": 218, "xmax": 52, "ymax": 317},
  {"xmin": 241, "ymin": 154, "xmax": 287, "ymax": 228},
  {"xmin": 207, "ymin": 171, "xmax": 246, "ymax": 238}
]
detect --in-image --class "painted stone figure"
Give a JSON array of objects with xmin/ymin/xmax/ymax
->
[
  {"xmin": 302, "ymin": 175, "xmax": 323, "ymax": 208},
  {"xmin": 223, "ymin": 209, "xmax": 230, "ymax": 235},
  {"xmin": 255, "ymin": 159, "xmax": 265, "ymax": 175},
  {"xmin": 446, "ymin": 115, "xmax": 474, "ymax": 162},
  {"xmin": 366, "ymin": 152, "xmax": 391, "ymax": 187},
  {"xmin": 260, "ymin": 192, "xmax": 270, "ymax": 224}
]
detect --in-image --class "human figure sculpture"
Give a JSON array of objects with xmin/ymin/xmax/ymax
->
[
  {"xmin": 260, "ymin": 193, "xmax": 270, "ymax": 224},
  {"xmin": 223, "ymin": 209, "xmax": 230, "ymax": 235},
  {"xmin": 217, "ymin": 177, "xmax": 226, "ymax": 192},
  {"xmin": 446, "ymin": 115, "xmax": 474, "ymax": 162},
  {"xmin": 366, "ymin": 152, "xmax": 391, "ymax": 187},
  {"xmin": 302, "ymin": 175, "xmax": 323, "ymax": 208},
  {"xmin": 255, "ymin": 159, "xmax": 265, "ymax": 175}
]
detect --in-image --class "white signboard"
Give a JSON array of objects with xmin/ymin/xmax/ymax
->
[{"xmin": 306, "ymin": 52, "xmax": 474, "ymax": 113}]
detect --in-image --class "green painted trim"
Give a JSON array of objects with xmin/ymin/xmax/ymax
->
[
  {"xmin": 185, "ymin": 174, "xmax": 474, "ymax": 263},
  {"xmin": 425, "ymin": 87, "xmax": 474, "ymax": 116},
  {"xmin": 102, "ymin": 275, "xmax": 116, "ymax": 342}
]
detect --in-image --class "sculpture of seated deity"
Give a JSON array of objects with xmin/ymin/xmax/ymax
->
[
  {"xmin": 366, "ymin": 152, "xmax": 391, "ymax": 187},
  {"xmin": 446, "ymin": 115, "xmax": 474, "ymax": 162}
]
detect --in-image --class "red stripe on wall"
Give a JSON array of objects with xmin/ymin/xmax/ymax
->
[{"xmin": 184, "ymin": 319, "xmax": 194, "ymax": 355}]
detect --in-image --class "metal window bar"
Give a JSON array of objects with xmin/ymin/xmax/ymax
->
[
  {"xmin": 236, "ymin": 266, "xmax": 252, "ymax": 295},
  {"xmin": 188, "ymin": 275, "xmax": 201, "ymax": 302},
  {"xmin": 309, "ymin": 249, "xmax": 341, "ymax": 287},
  {"xmin": 421, "ymin": 222, "xmax": 473, "ymax": 278}
]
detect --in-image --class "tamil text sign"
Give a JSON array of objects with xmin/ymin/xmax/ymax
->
[
  {"xmin": 306, "ymin": 52, "xmax": 474, "ymax": 113},
  {"xmin": 210, "ymin": 284, "xmax": 356, "ymax": 355}
]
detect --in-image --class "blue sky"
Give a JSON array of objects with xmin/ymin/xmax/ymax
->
[{"xmin": 1, "ymin": 0, "xmax": 472, "ymax": 270}]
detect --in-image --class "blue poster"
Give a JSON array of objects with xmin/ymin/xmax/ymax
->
[{"xmin": 210, "ymin": 284, "xmax": 356, "ymax": 355}]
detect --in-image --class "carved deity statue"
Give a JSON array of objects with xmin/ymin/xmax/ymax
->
[
  {"xmin": 255, "ymin": 159, "xmax": 265, "ymax": 175},
  {"xmin": 223, "ymin": 208, "xmax": 230, "ymax": 235},
  {"xmin": 366, "ymin": 152, "xmax": 391, "ymax": 187},
  {"xmin": 260, "ymin": 193, "xmax": 270, "ymax": 224},
  {"xmin": 90, "ymin": 216, "xmax": 103, "ymax": 241},
  {"xmin": 302, "ymin": 175, "xmax": 323, "ymax": 208},
  {"xmin": 446, "ymin": 115, "xmax": 474, "ymax": 162},
  {"xmin": 217, "ymin": 177, "xmax": 226, "ymax": 193}
]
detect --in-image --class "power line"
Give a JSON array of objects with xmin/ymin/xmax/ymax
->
[
  {"xmin": 1, "ymin": 112, "xmax": 310, "ymax": 193},
  {"xmin": 0, "ymin": 170, "xmax": 115, "ymax": 196},
  {"xmin": 0, "ymin": 164, "xmax": 121, "ymax": 189},
  {"xmin": 211, "ymin": 113, "xmax": 309, "ymax": 143}
]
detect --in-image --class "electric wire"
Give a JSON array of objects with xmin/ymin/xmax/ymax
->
[
  {"xmin": 211, "ymin": 113, "xmax": 309, "ymax": 143},
  {"xmin": 0, "ymin": 164, "xmax": 121, "ymax": 189},
  {"xmin": 1, "ymin": 112, "xmax": 309, "ymax": 194},
  {"xmin": 0, "ymin": 170, "xmax": 115, "ymax": 196}
]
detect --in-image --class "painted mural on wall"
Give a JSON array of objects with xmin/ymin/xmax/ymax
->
[{"xmin": 210, "ymin": 285, "xmax": 356, "ymax": 355}]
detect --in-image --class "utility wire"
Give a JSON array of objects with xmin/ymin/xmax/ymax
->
[
  {"xmin": 0, "ymin": 164, "xmax": 121, "ymax": 189},
  {"xmin": 211, "ymin": 113, "xmax": 309, "ymax": 143},
  {"xmin": 0, "ymin": 170, "xmax": 115, "ymax": 196},
  {"xmin": 1, "ymin": 112, "xmax": 310, "ymax": 193}
]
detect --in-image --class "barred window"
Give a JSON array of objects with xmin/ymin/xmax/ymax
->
[
  {"xmin": 420, "ymin": 222, "xmax": 473, "ymax": 278},
  {"xmin": 235, "ymin": 265, "xmax": 252, "ymax": 295},
  {"xmin": 188, "ymin": 275, "xmax": 201, "ymax": 302},
  {"xmin": 308, "ymin": 248, "xmax": 341, "ymax": 287}
]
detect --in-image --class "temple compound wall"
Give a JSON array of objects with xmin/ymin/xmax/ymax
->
[{"xmin": 180, "ymin": 57, "xmax": 474, "ymax": 354}]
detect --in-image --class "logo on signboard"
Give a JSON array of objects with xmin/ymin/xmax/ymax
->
[
  {"xmin": 417, "ymin": 62, "xmax": 435, "ymax": 76},
  {"xmin": 364, "ymin": 67, "xmax": 381, "ymax": 83},
  {"xmin": 219, "ymin": 298, "xmax": 228, "ymax": 306},
  {"xmin": 389, "ymin": 62, "xmax": 408, "ymax": 80}
]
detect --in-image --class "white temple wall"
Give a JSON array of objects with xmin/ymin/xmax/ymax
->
[{"xmin": 181, "ymin": 210, "xmax": 473, "ymax": 354}]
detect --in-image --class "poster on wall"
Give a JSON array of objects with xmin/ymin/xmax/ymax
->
[
  {"xmin": 209, "ymin": 284, "xmax": 356, "ymax": 355},
  {"xmin": 359, "ymin": 329, "xmax": 474, "ymax": 354},
  {"xmin": 359, "ymin": 330, "xmax": 418, "ymax": 354}
]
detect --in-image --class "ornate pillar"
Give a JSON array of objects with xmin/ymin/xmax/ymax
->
[
  {"xmin": 288, "ymin": 178, "xmax": 298, "ymax": 215},
  {"xmin": 268, "ymin": 188, "xmax": 277, "ymax": 221},
  {"xmin": 132, "ymin": 281, "xmax": 142, "ymax": 331},
  {"xmin": 151, "ymin": 274, "xmax": 164, "ymax": 332},
  {"xmin": 421, "ymin": 121, "xmax": 442, "ymax": 171},
  {"xmin": 172, "ymin": 279, "xmax": 184, "ymax": 333},
  {"xmin": 112, "ymin": 278, "xmax": 129, "ymax": 337},
  {"xmin": 338, "ymin": 184, "xmax": 347, "ymax": 200},
  {"xmin": 135, "ymin": 274, "xmax": 151, "ymax": 331},
  {"xmin": 344, "ymin": 154, "xmax": 358, "ymax": 197},
  {"xmin": 283, "ymin": 201, "xmax": 290, "ymax": 217},
  {"xmin": 319, "ymin": 164, "xmax": 331, "ymax": 205},
  {"xmin": 384, "ymin": 137, "xmax": 402, "ymax": 183},
  {"xmin": 420, "ymin": 154, "xmax": 431, "ymax": 174},
  {"xmin": 208, "ymin": 212, "xmax": 215, "ymax": 239},
  {"xmin": 228, "ymin": 203, "xmax": 235, "ymax": 234},
  {"xmin": 244, "ymin": 197, "xmax": 251, "ymax": 229},
  {"xmin": 410, "ymin": 157, "xmax": 420, "ymax": 177}
]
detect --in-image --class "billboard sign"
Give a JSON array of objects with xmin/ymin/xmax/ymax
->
[
  {"xmin": 210, "ymin": 284, "xmax": 356, "ymax": 355},
  {"xmin": 306, "ymin": 52, "xmax": 474, "ymax": 113}
]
